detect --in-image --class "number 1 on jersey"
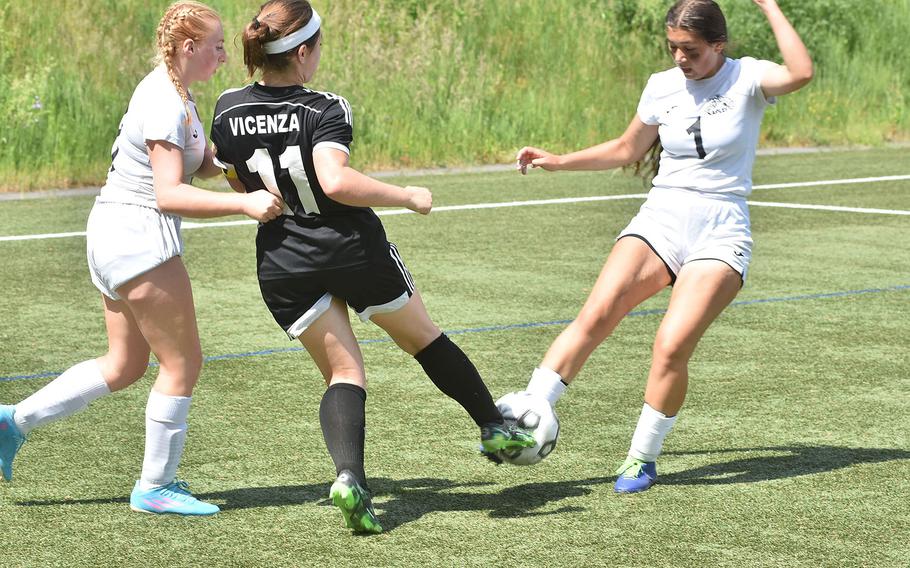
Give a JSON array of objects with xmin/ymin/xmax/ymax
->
[
  {"xmin": 246, "ymin": 146, "xmax": 321, "ymax": 215},
  {"xmin": 686, "ymin": 117, "xmax": 707, "ymax": 159}
]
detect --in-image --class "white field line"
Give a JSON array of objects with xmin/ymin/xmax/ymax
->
[
  {"xmin": 747, "ymin": 201, "xmax": 910, "ymax": 215},
  {"xmin": 2, "ymin": 175, "xmax": 908, "ymax": 242},
  {"xmin": 752, "ymin": 174, "xmax": 910, "ymax": 190}
]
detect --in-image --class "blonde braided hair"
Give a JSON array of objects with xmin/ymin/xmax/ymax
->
[{"xmin": 154, "ymin": 1, "xmax": 220, "ymax": 124}]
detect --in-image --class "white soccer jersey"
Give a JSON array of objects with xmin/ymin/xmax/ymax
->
[
  {"xmin": 637, "ymin": 57, "xmax": 775, "ymax": 197},
  {"xmin": 100, "ymin": 65, "xmax": 206, "ymax": 207}
]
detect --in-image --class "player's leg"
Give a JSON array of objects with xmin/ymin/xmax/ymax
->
[
  {"xmin": 259, "ymin": 273, "xmax": 380, "ymax": 533},
  {"xmin": 526, "ymin": 236, "xmax": 672, "ymax": 405},
  {"xmin": 363, "ymin": 250, "xmax": 534, "ymax": 454},
  {"xmin": 295, "ymin": 297, "xmax": 381, "ymax": 534},
  {"xmin": 615, "ymin": 259, "xmax": 741, "ymax": 493},
  {"xmin": 116, "ymin": 257, "xmax": 217, "ymax": 515},
  {"xmin": 297, "ymin": 295, "xmax": 369, "ymax": 491},
  {"xmin": 0, "ymin": 295, "xmax": 151, "ymax": 482}
]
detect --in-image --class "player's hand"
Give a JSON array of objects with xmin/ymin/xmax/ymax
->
[
  {"xmin": 752, "ymin": 0, "xmax": 780, "ymax": 13},
  {"xmin": 516, "ymin": 146, "xmax": 561, "ymax": 174},
  {"xmin": 405, "ymin": 186, "xmax": 432, "ymax": 215},
  {"xmin": 243, "ymin": 189, "xmax": 285, "ymax": 222}
]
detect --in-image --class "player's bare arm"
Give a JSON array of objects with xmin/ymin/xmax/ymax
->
[
  {"xmin": 517, "ymin": 118, "xmax": 659, "ymax": 174},
  {"xmin": 755, "ymin": 0, "xmax": 813, "ymax": 97},
  {"xmin": 149, "ymin": 139, "xmax": 284, "ymax": 221},
  {"xmin": 313, "ymin": 147, "xmax": 431, "ymax": 214}
]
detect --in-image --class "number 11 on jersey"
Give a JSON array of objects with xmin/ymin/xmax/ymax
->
[{"xmin": 246, "ymin": 146, "xmax": 321, "ymax": 215}]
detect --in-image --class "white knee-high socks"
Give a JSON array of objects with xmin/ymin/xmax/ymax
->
[
  {"xmin": 628, "ymin": 402, "xmax": 677, "ymax": 462},
  {"xmin": 14, "ymin": 360, "xmax": 111, "ymax": 436},
  {"xmin": 525, "ymin": 366, "xmax": 677, "ymax": 463},
  {"xmin": 13, "ymin": 361, "xmax": 194, "ymax": 489},
  {"xmin": 139, "ymin": 390, "xmax": 192, "ymax": 490},
  {"xmin": 525, "ymin": 366, "xmax": 567, "ymax": 406}
]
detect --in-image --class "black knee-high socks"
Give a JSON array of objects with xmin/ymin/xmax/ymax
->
[
  {"xmin": 319, "ymin": 383, "xmax": 367, "ymax": 487},
  {"xmin": 414, "ymin": 333, "xmax": 502, "ymax": 427}
]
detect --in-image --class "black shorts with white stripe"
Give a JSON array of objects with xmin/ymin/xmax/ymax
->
[{"xmin": 259, "ymin": 242, "xmax": 416, "ymax": 338}]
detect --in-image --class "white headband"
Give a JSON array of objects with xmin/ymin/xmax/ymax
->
[{"xmin": 263, "ymin": 9, "xmax": 321, "ymax": 54}]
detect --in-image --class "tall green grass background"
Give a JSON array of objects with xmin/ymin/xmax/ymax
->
[{"xmin": 2, "ymin": 0, "xmax": 908, "ymax": 191}]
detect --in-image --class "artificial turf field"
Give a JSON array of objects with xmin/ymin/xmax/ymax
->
[{"xmin": 1, "ymin": 147, "xmax": 908, "ymax": 567}]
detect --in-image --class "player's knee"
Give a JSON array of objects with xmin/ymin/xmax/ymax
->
[
  {"xmin": 100, "ymin": 356, "xmax": 150, "ymax": 390},
  {"xmin": 391, "ymin": 324, "xmax": 441, "ymax": 356},
  {"xmin": 651, "ymin": 334, "xmax": 693, "ymax": 368}
]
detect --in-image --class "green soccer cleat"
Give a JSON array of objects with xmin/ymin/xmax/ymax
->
[
  {"xmin": 330, "ymin": 470, "xmax": 382, "ymax": 534},
  {"xmin": 479, "ymin": 420, "xmax": 535, "ymax": 454}
]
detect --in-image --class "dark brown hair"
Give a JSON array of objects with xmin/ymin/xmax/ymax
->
[
  {"xmin": 665, "ymin": 0, "xmax": 727, "ymax": 44},
  {"xmin": 242, "ymin": 0, "xmax": 321, "ymax": 77},
  {"xmin": 633, "ymin": 0, "xmax": 728, "ymax": 182}
]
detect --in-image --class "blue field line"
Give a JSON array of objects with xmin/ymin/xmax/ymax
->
[{"xmin": 2, "ymin": 283, "xmax": 907, "ymax": 383}]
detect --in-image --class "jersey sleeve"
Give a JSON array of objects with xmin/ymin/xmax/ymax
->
[
  {"xmin": 636, "ymin": 75, "xmax": 661, "ymax": 126},
  {"xmin": 142, "ymin": 95, "xmax": 188, "ymax": 148},
  {"xmin": 312, "ymin": 97, "xmax": 353, "ymax": 155},
  {"xmin": 741, "ymin": 57, "xmax": 777, "ymax": 106}
]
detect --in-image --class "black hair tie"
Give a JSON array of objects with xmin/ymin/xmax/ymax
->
[{"xmin": 252, "ymin": 17, "xmax": 261, "ymax": 30}]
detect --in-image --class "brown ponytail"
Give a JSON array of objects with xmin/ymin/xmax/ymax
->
[
  {"xmin": 242, "ymin": 0, "xmax": 320, "ymax": 78},
  {"xmin": 631, "ymin": 139, "xmax": 662, "ymax": 184}
]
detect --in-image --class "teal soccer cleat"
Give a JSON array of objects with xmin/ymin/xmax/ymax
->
[
  {"xmin": 0, "ymin": 405, "xmax": 25, "ymax": 481},
  {"xmin": 129, "ymin": 480, "xmax": 220, "ymax": 516}
]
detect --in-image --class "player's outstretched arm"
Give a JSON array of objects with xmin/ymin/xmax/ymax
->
[
  {"xmin": 517, "ymin": 117, "xmax": 658, "ymax": 174},
  {"xmin": 755, "ymin": 0, "xmax": 813, "ymax": 97},
  {"xmin": 149, "ymin": 140, "xmax": 284, "ymax": 222},
  {"xmin": 313, "ymin": 147, "xmax": 431, "ymax": 215}
]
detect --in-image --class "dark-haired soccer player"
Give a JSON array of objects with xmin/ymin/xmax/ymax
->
[{"xmin": 210, "ymin": 0, "xmax": 533, "ymax": 534}]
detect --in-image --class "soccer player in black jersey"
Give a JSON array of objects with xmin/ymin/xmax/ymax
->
[{"xmin": 210, "ymin": 0, "xmax": 534, "ymax": 534}]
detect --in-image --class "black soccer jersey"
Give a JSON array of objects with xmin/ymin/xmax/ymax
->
[{"xmin": 211, "ymin": 83, "xmax": 386, "ymax": 279}]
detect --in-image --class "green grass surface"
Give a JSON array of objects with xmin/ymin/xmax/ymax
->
[{"xmin": 1, "ymin": 149, "xmax": 909, "ymax": 567}]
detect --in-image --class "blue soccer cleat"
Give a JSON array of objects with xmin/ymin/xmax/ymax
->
[
  {"xmin": 0, "ymin": 405, "xmax": 26, "ymax": 482},
  {"xmin": 614, "ymin": 456, "xmax": 658, "ymax": 494},
  {"xmin": 330, "ymin": 470, "xmax": 382, "ymax": 534},
  {"xmin": 129, "ymin": 479, "xmax": 220, "ymax": 516}
]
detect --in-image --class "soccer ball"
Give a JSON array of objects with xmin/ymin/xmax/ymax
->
[{"xmin": 494, "ymin": 391, "xmax": 559, "ymax": 465}]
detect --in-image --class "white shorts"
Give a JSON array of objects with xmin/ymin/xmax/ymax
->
[
  {"xmin": 86, "ymin": 199, "xmax": 184, "ymax": 300},
  {"xmin": 618, "ymin": 187, "xmax": 752, "ymax": 283}
]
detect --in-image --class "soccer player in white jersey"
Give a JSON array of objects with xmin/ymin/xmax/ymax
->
[
  {"xmin": 516, "ymin": 0, "xmax": 813, "ymax": 493},
  {"xmin": 209, "ymin": 0, "xmax": 533, "ymax": 533},
  {"xmin": 0, "ymin": 2, "xmax": 283, "ymax": 515}
]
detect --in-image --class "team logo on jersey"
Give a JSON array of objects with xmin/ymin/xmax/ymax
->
[
  {"xmin": 704, "ymin": 95, "xmax": 734, "ymax": 116},
  {"xmin": 193, "ymin": 129, "xmax": 199, "ymax": 139}
]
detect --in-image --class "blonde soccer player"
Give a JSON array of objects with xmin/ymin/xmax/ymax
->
[{"xmin": 0, "ymin": 2, "xmax": 283, "ymax": 515}]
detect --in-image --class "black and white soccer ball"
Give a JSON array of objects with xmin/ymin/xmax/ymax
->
[{"xmin": 494, "ymin": 391, "xmax": 559, "ymax": 465}]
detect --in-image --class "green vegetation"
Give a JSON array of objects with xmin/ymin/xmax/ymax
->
[
  {"xmin": 1, "ymin": 149, "xmax": 909, "ymax": 566},
  {"xmin": 2, "ymin": 0, "xmax": 909, "ymax": 190}
]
